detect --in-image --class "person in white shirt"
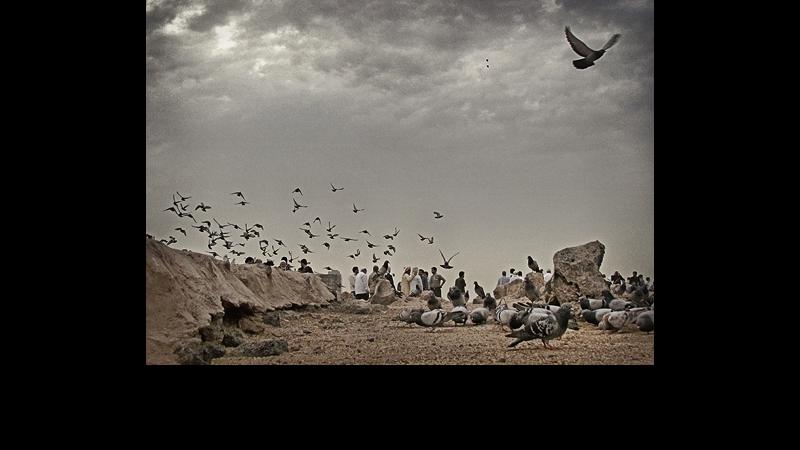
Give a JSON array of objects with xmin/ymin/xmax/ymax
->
[
  {"xmin": 355, "ymin": 268, "xmax": 370, "ymax": 300},
  {"xmin": 544, "ymin": 269, "xmax": 553, "ymax": 283},
  {"xmin": 410, "ymin": 267, "xmax": 423, "ymax": 296},
  {"xmin": 348, "ymin": 266, "xmax": 358, "ymax": 296}
]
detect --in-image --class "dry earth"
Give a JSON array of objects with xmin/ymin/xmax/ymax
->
[{"xmin": 214, "ymin": 297, "xmax": 654, "ymax": 365}]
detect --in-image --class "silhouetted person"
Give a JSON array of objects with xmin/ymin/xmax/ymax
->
[
  {"xmin": 429, "ymin": 267, "xmax": 446, "ymax": 298},
  {"xmin": 298, "ymin": 258, "xmax": 313, "ymax": 273},
  {"xmin": 455, "ymin": 271, "xmax": 466, "ymax": 294}
]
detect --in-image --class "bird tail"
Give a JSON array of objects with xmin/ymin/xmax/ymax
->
[
  {"xmin": 508, "ymin": 338, "xmax": 524, "ymax": 348},
  {"xmin": 573, "ymin": 58, "xmax": 593, "ymax": 69}
]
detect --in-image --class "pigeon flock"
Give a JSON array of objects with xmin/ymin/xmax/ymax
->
[{"xmin": 152, "ymin": 184, "xmax": 455, "ymax": 272}]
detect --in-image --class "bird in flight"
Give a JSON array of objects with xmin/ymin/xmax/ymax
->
[
  {"xmin": 208, "ymin": 251, "xmax": 220, "ymax": 258},
  {"xmin": 164, "ymin": 206, "xmax": 178, "ymax": 214},
  {"xmin": 236, "ymin": 201, "xmax": 249, "ymax": 206},
  {"xmin": 361, "ymin": 230, "xmax": 371, "ymax": 236},
  {"xmin": 293, "ymin": 199, "xmax": 308, "ymax": 213},
  {"xmin": 314, "ymin": 217, "xmax": 321, "ymax": 224},
  {"xmin": 274, "ymin": 239, "xmax": 285, "ymax": 247},
  {"xmin": 194, "ymin": 203, "xmax": 211, "ymax": 212},
  {"xmin": 418, "ymin": 234, "xmax": 434, "ymax": 244},
  {"xmin": 292, "ymin": 187, "xmax": 303, "ymax": 196},
  {"xmin": 326, "ymin": 222, "xmax": 336, "ymax": 232},
  {"xmin": 330, "ymin": 183, "xmax": 343, "ymax": 192},
  {"xmin": 393, "ymin": 227, "xmax": 400, "ymax": 237},
  {"xmin": 372, "ymin": 254, "xmax": 380, "ymax": 263},
  {"xmin": 230, "ymin": 191, "xmax": 246, "ymax": 200},
  {"xmin": 387, "ymin": 245, "xmax": 396, "ymax": 252},
  {"xmin": 353, "ymin": 203, "xmax": 365, "ymax": 213},
  {"xmin": 175, "ymin": 227, "xmax": 186, "ymax": 236},
  {"xmin": 565, "ymin": 26, "xmax": 621, "ymax": 69},
  {"xmin": 434, "ymin": 211, "xmax": 445, "ymax": 219},
  {"xmin": 383, "ymin": 234, "xmax": 393, "ymax": 240},
  {"xmin": 176, "ymin": 191, "xmax": 191, "ymax": 202},
  {"xmin": 341, "ymin": 237, "xmax": 358, "ymax": 242},
  {"xmin": 366, "ymin": 241, "xmax": 379, "ymax": 249},
  {"xmin": 354, "ymin": 249, "xmax": 361, "ymax": 257},
  {"xmin": 383, "ymin": 250, "xmax": 392, "ymax": 256},
  {"xmin": 323, "ymin": 242, "xmax": 331, "ymax": 250},
  {"xmin": 302, "ymin": 222, "xmax": 311, "ymax": 228},
  {"xmin": 439, "ymin": 249, "xmax": 460, "ymax": 269}
]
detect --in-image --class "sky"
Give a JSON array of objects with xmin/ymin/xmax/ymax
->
[{"xmin": 146, "ymin": 0, "xmax": 654, "ymax": 291}]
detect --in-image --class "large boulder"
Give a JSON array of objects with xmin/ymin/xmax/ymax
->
[
  {"xmin": 551, "ymin": 241, "xmax": 607, "ymax": 302},
  {"xmin": 524, "ymin": 272, "xmax": 545, "ymax": 301},
  {"xmin": 493, "ymin": 278, "xmax": 525, "ymax": 300},
  {"xmin": 369, "ymin": 279, "xmax": 398, "ymax": 305},
  {"xmin": 174, "ymin": 341, "xmax": 226, "ymax": 365}
]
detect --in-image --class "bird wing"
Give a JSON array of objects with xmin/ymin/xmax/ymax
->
[
  {"xmin": 439, "ymin": 249, "xmax": 447, "ymax": 263},
  {"xmin": 565, "ymin": 26, "xmax": 595, "ymax": 56},
  {"xmin": 602, "ymin": 33, "xmax": 621, "ymax": 51},
  {"xmin": 448, "ymin": 252, "xmax": 460, "ymax": 262}
]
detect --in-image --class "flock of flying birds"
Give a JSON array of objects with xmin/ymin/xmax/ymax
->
[{"xmin": 154, "ymin": 184, "xmax": 459, "ymax": 270}]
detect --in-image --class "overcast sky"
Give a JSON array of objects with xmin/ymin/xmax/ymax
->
[{"xmin": 146, "ymin": 0, "xmax": 654, "ymax": 290}]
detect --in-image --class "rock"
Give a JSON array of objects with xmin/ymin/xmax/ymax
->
[
  {"xmin": 174, "ymin": 341, "xmax": 226, "ymax": 365},
  {"xmin": 369, "ymin": 279, "xmax": 398, "ymax": 305},
  {"xmin": 303, "ymin": 330, "xmax": 312, "ymax": 335},
  {"xmin": 198, "ymin": 325, "xmax": 223, "ymax": 343},
  {"xmin": 368, "ymin": 337, "xmax": 375, "ymax": 342},
  {"xmin": 239, "ymin": 339, "xmax": 289, "ymax": 357},
  {"xmin": 493, "ymin": 278, "xmax": 525, "ymax": 300},
  {"xmin": 551, "ymin": 241, "xmax": 607, "ymax": 301},
  {"xmin": 340, "ymin": 291, "xmax": 353, "ymax": 302},
  {"xmin": 262, "ymin": 311, "xmax": 281, "ymax": 327},
  {"xmin": 524, "ymin": 272, "xmax": 544, "ymax": 301},
  {"xmin": 221, "ymin": 332, "xmax": 243, "ymax": 347},
  {"xmin": 239, "ymin": 316, "xmax": 266, "ymax": 334}
]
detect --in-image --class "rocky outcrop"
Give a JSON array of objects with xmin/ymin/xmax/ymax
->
[
  {"xmin": 524, "ymin": 272, "xmax": 545, "ymax": 301},
  {"xmin": 550, "ymin": 240, "xmax": 607, "ymax": 302},
  {"xmin": 146, "ymin": 239, "xmax": 335, "ymax": 364},
  {"xmin": 493, "ymin": 278, "xmax": 525, "ymax": 300}
]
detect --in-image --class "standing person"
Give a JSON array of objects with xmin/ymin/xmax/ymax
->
[
  {"xmin": 429, "ymin": 267, "xmax": 446, "ymax": 298},
  {"xmin": 368, "ymin": 265, "xmax": 381, "ymax": 295},
  {"xmin": 410, "ymin": 267, "xmax": 423, "ymax": 296},
  {"xmin": 646, "ymin": 277, "xmax": 654, "ymax": 291},
  {"xmin": 455, "ymin": 271, "xmax": 467, "ymax": 294},
  {"xmin": 611, "ymin": 271, "xmax": 622, "ymax": 284},
  {"xmin": 420, "ymin": 270, "xmax": 429, "ymax": 291},
  {"xmin": 354, "ymin": 268, "xmax": 370, "ymax": 300},
  {"xmin": 628, "ymin": 271, "xmax": 640, "ymax": 286},
  {"xmin": 509, "ymin": 271, "xmax": 522, "ymax": 282},
  {"xmin": 497, "ymin": 271, "xmax": 510, "ymax": 287},
  {"xmin": 298, "ymin": 259, "xmax": 313, "ymax": 273},
  {"xmin": 400, "ymin": 267, "xmax": 413, "ymax": 297},
  {"xmin": 348, "ymin": 266, "xmax": 358, "ymax": 296},
  {"xmin": 544, "ymin": 269, "xmax": 553, "ymax": 283}
]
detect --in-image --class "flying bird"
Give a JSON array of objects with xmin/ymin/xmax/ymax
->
[
  {"xmin": 330, "ymin": 183, "xmax": 343, "ymax": 192},
  {"xmin": 393, "ymin": 227, "xmax": 400, "ymax": 237},
  {"xmin": 326, "ymin": 222, "xmax": 336, "ymax": 232},
  {"xmin": 383, "ymin": 234, "xmax": 393, "ymax": 240},
  {"xmin": 176, "ymin": 191, "xmax": 191, "ymax": 201},
  {"xmin": 314, "ymin": 217, "xmax": 321, "ymax": 224},
  {"xmin": 323, "ymin": 242, "xmax": 331, "ymax": 250},
  {"xmin": 194, "ymin": 203, "xmax": 211, "ymax": 212},
  {"xmin": 291, "ymin": 187, "xmax": 303, "ymax": 195},
  {"xmin": 236, "ymin": 201, "xmax": 249, "ymax": 206},
  {"xmin": 565, "ymin": 26, "xmax": 621, "ymax": 69},
  {"xmin": 433, "ymin": 211, "xmax": 445, "ymax": 219},
  {"xmin": 341, "ymin": 237, "xmax": 358, "ymax": 242},
  {"xmin": 372, "ymin": 254, "xmax": 380, "ymax": 263},
  {"xmin": 387, "ymin": 245, "xmax": 396, "ymax": 252},
  {"xmin": 274, "ymin": 239, "xmax": 285, "ymax": 247},
  {"xmin": 230, "ymin": 191, "xmax": 246, "ymax": 200},
  {"xmin": 439, "ymin": 249, "xmax": 459, "ymax": 269},
  {"xmin": 366, "ymin": 241, "xmax": 379, "ymax": 249},
  {"xmin": 353, "ymin": 203, "xmax": 365, "ymax": 213},
  {"xmin": 164, "ymin": 207, "xmax": 178, "ymax": 214},
  {"xmin": 175, "ymin": 227, "xmax": 186, "ymax": 236},
  {"xmin": 361, "ymin": 230, "xmax": 371, "ymax": 236}
]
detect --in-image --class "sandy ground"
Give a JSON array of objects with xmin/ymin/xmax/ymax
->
[{"xmin": 213, "ymin": 297, "xmax": 654, "ymax": 365}]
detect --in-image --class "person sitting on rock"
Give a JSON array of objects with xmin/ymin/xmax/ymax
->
[
  {"xmin": 497, "ymin": 271, "xmax": 510, "ymax": 287},
  {"xmin": 368, "ymin": 265, "xmax": 381, "ymax": 295},
  {"xmin": 298, "ymin": 258, "xmax": 314, "ymax": 273}
]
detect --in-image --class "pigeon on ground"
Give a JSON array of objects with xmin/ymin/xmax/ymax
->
[
  {"xmin": 473, "ymin": 281, "xmax": 486, "ymax": 299},
  {"xmin": 395, "ymin": 308, "xmax": 426, "ymax": 327},
  {"xmin": 506, "ymin": 305, "xmax": 573, "ymax": 348},
  {"xmin": 469, "ymin": 307, "xmax": 491, "ymax": 325},
  {"xmin": 598, "ymin": 310, "xmax": 635, "ymax": 332},
  {"xmin": 414, "ymin": 309, "xmax": 449, "ymax": 332},
  {"xmin": 565, "ymin": 26, "xmax": 621, "ymax": 69},
  {"xmin": 495, "ymin": 303, "xmax": 518, "ymax": 331},
  {"xmin": 635, "ymin": 310, "xmax": 654, "ymax": 333},
  {"xmin": 446, "ymin": 306, "xmax": 469, "ymax": 326}
]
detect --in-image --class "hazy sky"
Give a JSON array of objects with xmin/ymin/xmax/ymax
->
[{"xmin": 146, "ymin": 0, "xmax": 654, "ymax": 290}]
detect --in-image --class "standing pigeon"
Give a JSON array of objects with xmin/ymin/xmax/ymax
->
[
  {"xmin": 445, "ymin": 306, "xmax": 470, "ymax": 326},
  {"xmin": 469, "ymin": 307, "xmax": 491, "ymax": 325},
  {"xmin": 413, "ymin": 309, "xmax": 449, "ymax": 332},
  {"xmin": 506, "ymin": 305, "xmax": 573, "ymax": 348},
  {"xmin": 565, "ymin": 26, "xmax": 621, "ymax": 69}
]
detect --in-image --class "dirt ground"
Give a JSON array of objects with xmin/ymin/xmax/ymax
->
[{"xmin": 213, "ymin": 297, "xmax": 654, "ymax": 365}]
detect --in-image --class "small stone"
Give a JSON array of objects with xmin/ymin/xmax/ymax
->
[{"xmin": 367, "ymin": 337, "xmax": 375, "ymax": 342}]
